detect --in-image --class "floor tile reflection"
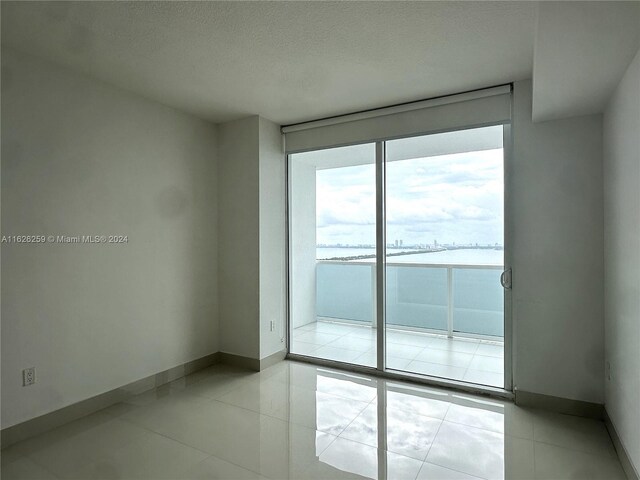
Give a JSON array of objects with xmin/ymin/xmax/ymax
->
[{"xmin": 0, "ymin": 360, "xmax": 625, "ymax": 480}]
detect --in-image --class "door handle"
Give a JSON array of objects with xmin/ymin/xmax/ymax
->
[{"xmin": 500, "ymin": 268, "xmax": 512, "ymax": 290}]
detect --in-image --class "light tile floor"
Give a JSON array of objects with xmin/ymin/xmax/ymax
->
[
  {"xmin": 292, "ymin": 320, "xmax": 505, "ymax": 388},
  {"xmin": 1, "ymin": 360, "xmax": 625, "ymax": 480}
]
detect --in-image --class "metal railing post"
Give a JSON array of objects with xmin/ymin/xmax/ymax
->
[
  {"xmin": 447, "ymin": 267, "xmax": 454, "ymax": 338},
  {"xmin": 371, "ymin": 264, "xmax": 377, "ymax": 329}
]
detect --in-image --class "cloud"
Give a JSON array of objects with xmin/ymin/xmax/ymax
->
[
  {"xmin": 317, "ymin": 209, "xmax": 375, "ymax": 227},
  {"xmin": 310, "ymin": 148, "xmax": 504, "ymax": 245}
]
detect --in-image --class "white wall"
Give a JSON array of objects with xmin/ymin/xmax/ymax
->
[
  {"xmin": 258, "ymin": 117, "xmax": 287, "ymax": 359},
  {"xmin": 289, "ymin": 161, "xmax": 317, "ymax": 329},
  {"xmin": 218, "ymin": 115, "xmax": 286, "ymax": 361},
  {"xmin": 512, "ymin": 80, "xmax": 605, "ymax": 403},
  {"xmin": 217, "ymin": 116, "xmax": 260, "ymax": 359},
  {"xmin": 1, "ymin": 48, "xmax": 219, "ymax": 428},
  {"xmin": 603, "ymin": 48, "xmax": 640, "ymax": 473}
]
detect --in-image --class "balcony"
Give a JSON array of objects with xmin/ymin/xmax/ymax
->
[{"xmin": 291, "ymin": 260, "xmax": 505, "ymax": 388}]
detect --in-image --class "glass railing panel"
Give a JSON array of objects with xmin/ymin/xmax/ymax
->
[
  {"xmin": 315, "ymin": 262, "xmax": 504, "ymax": 337},
  {"xmin": 385, "ymin": 265, "xmax": 448, "ymax": 332},
  {"xmin": 316, "ymin": 262, "xmax": 373, "ymax": 324},
  {"xmin": 452, "ymin": 267, "xmax": 504, "ymax": 337}
]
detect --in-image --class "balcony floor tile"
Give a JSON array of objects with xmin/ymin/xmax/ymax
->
[{"xmin": 290, "ymin": 320, "xmax": 505, "ymax": 388}]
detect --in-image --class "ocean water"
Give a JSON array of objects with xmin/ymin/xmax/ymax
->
[
  {"xmin": 317, "ymin": 247, "xmax": 379, "ymax": 259},
  {"xmin": 317, "ymin": 247, "xmax": 503, "ymax": 266}
]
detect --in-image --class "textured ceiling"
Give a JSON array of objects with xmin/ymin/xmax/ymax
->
[
  {"xmin": 533, "ymin": 1, "xmax": 640, "ymax": 122},
  {"xmin": 1, "ymin": 1, "xmax": 536, "ymax": 125}
]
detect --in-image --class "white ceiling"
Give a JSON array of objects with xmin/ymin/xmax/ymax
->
[
  {"xmin": 1, "ymin": 1, "xmax": 638, "ymax": 126},
  {"xmin": 533, "ymin": 1, "xmax": 640, "ymax": 122},
  {"xmin": 1, "ymin": 1, "xmax": 536, "ymax": 125}
]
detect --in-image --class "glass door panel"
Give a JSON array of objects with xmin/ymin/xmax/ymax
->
[
  {"xmin": 289, "ymin": 143, "xmax": 377, "ymax": 367},
  {"xmin": 384, "ymin": 126, "xmax": 505, "ymax": 388}
]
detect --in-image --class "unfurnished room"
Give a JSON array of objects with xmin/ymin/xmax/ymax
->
[{"xmin": 1, "ymin": 1, "xmax": 639, "ymax": 479}]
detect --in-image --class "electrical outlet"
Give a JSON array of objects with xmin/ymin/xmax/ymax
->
[
  {"xmin": 270, "ymin": 321, "xmax": 275, "ymax": 332},
  {"xmin": 23, "ymin": 367, "xmax": 36, "ymax": 386}
]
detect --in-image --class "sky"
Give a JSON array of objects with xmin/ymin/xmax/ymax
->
[{"xmin": 315, "ymin": 148, "xmax": 504, "ymax": 246}]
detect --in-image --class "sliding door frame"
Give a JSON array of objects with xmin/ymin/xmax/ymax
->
[
  {"xmin": 285, "ymin": 121, "xmax": 514, "ymax": 399},
  {"xmin": 375, "ymin": 141, "xmax": 386, "ymax": 373},
  {"xmin": 285, "ymin": 152, "xmax": 292, "ymax": 356},
  {"xmin": 503, "ymin": 121, "xmax": 514, "ymax": 392}
]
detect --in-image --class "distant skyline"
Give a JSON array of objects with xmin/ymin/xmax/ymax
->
[{"xmin": 316, "ymin": 149, "xmax": 504, "ymax": 246}]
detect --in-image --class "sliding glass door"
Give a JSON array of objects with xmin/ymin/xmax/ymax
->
[
  {"xmin": 288, "ymin": 126, "xmax": 509, "ymax": 390},
  {"xmin": 384, "ymin": 126, "xmax": 505, "ymax": 388},
  {"xmin": 289, "ymin": 143, "xmax": 377, "ymax": 367}
]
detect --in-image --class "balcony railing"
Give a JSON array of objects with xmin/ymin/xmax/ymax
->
[{"xmin": 316, "ymin": 260, "xmax": 504, "ymax": 339}]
